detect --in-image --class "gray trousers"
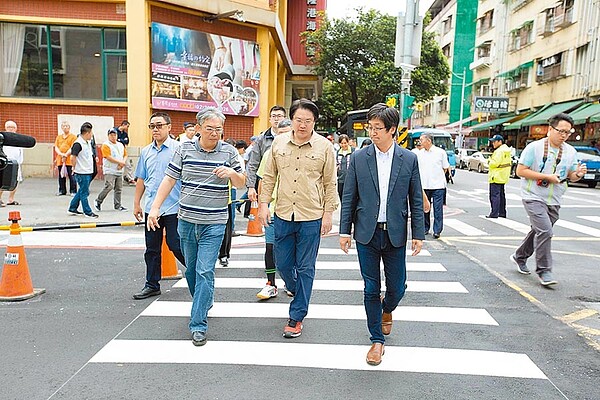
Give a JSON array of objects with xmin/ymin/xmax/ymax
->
[
  {"xmin": 96, "ymin": 174, "xmax": 123, "ymax": 208},
  {"xmin": 515, "ymin": 200, "xmax": 560, "ymax": 274}
]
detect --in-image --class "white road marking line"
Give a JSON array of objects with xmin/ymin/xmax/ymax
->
[
  {"xmin": 479, "ymin": 215, "xmax": 531, "ymax": 234},
  {"xmin": 230, "ymin": 247, "xmax": 432, "ymax": 256},
  {"xmin": 213, "ymin": 260, "xmax": 446, "ymax": 271},
  {"xmin": 561, "ymin": 194, "xmax": 599, "ymax": 205},
  {"xmin": 505, "ymin": 193, "xmax": 522, "ymax": 201},
  {"xmin": 578, "ymin": 216, "xmax": 600, "ymax": 224},
  {"xmin": 90, "ymin": 340, "xmax": 546, "ymax": 379},
  {"xmin": 555, "ymin": 220, "xmax": 600, "ymax": 237},
  {"xmin": 444, "ymin": 219, "xmax": 489, "ymax": 236},
  {"xmin": 172, "ymin": 278, "xmax": 468, "ymax": 293},
  {"xmin": 141, "ymin": 302, "xmax": 498, "ymax": 325}
]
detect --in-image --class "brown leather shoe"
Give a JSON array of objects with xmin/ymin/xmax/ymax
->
[
  {"xmin": 382, "ymin": 312, "xmax": 393, "ymax": 335},
  {"xmin": 366, "ymin": 343, "xmax": 385, "ymax": 366}
]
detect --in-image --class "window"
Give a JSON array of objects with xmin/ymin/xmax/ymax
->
[
  {"xmin": 536, "ymin": 52, "xmax": 566, "ymax": 83},
  {"xmin": 439, "ymin": 98, "xmax": 448, "ymax": 113},
  {"xmin": 509, "ymin": 21, "xmax": 533, "ymax": 51},
  {"xmin": 477, "ymin": 43, "xmax": 491, "ymax": 59},
  {"xmin": 442, "ymin": 44, "xmax": 451, "ymax": 58},
  {"xmin": 478, "ymin": 10, "xmax": 494, "ymax": 35},
  {"xmin": 506, "ymin": 69, "xmax": 529, "ymax": 92},
  {"xmin": 443, "ymin": 16, "xmax": 453, "ymax": 34},
  {"xmin": 539, "ymin": 0, "xmax": 574, "ymax": 36},
  {"xmin": 1, "ymin": 22, "xmax": 126, "ymax": 100}
]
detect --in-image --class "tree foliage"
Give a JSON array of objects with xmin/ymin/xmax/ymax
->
[{"xmin": 304, "ymin": 9, "xmax": 450, "ymax": 127}]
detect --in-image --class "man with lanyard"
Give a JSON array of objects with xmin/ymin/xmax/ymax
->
[
  {"xmin": 147, "ymin": 107, "xmax": 244, "ymax": 346},
  {"xmin": 511, "ymin": 113, "xmax": 587, "ymax": 286},
  {"xmin": 245, "ymin": 105, "xmax": 286, "ymax": 211},
  {"xmin": 68, "ymin": 122, "xmax": 98, "ymax": 218},
  {"xmin": 486, "ymin": 134, "xmax": 512, "ymax": 218},
  {"xmin": 132, "ymin": 112, "xmax": 185, "ymax": 300},
  {"xmin": 258, "ymin": 98, "xmax": 337, "ymax": 339}
]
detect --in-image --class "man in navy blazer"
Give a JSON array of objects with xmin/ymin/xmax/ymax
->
[{"xmin": 339, "ymin": 103, "xmax": 425, "ymax": 366}]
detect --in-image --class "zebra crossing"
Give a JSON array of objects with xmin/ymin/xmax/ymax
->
[
  {"xmin": 89, "ymin": 243, "xmax": 548, "ymax": 382},
  {"xmin": 442, "ymin": 215, "xmax": 600, "ymax": 237}
]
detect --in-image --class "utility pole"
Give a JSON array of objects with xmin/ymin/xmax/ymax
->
[{"xmin": 395, "ymin": 0, "xmax": 422, "ymax": 124}]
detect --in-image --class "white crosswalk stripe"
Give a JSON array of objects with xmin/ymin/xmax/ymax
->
[
  {"xmin": 478, "ymin": 215, "xmax": 531, "ymax": 234},
  {"xmin": 173, "ymin": 277, "xmax": 469, "ymax": 293},
  {"xmin": 87, "ymin": 244, "xmax": 547, "ymax": 381},
  {"xmin": 555, "ymin": 219, "xmax": 600, "ymax": 237},
  {"xmin": 444, "ymin": 219, "xmax": 489, "ymax": 236}
]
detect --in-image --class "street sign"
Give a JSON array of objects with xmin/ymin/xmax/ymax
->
[{"xmin": 474, "ymin": 96, "xmax": 509, "ymax": 113}]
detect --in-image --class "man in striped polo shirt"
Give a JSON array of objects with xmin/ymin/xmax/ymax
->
[{"xmin": 147, "ymin": 107, "xmax": 245, "ymax": 347}]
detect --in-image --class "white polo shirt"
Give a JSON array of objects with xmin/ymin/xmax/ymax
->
[{"xmin": 416, "ymin": 145, "xmax": 449, "ymax": 190}]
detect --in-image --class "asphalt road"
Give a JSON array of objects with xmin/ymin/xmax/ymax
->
[{"xmin": 0, "ymin": 174, "xmax": 598, "ymax": 400}]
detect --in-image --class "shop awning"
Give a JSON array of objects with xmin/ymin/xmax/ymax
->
[
  {"xmin": 469, "ymin": 115, "xmax": 515, "ymax": 132},
  {"xmin": 442, "ymin": 115, "xmax": 478, "ymax": 129},
  {"xmin": 504, "ymin": 100, "xmax": 583, "ymax": 129},
  {"xmin": 590, "ymin": 112, "xmax": 600, "ymax": 123},
  {"xmin": 568, "ymin": 103, "xmax": 600, "ymax": 125}
]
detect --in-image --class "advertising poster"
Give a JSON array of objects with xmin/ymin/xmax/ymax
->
[{"xmin": 150, "ymin": 22, "xmax": 261, "ymax": 116}]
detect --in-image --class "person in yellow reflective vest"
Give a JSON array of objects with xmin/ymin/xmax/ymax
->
[{"xmin": 486, "ymin": 134, "xmax": 512, "ymax": 218}]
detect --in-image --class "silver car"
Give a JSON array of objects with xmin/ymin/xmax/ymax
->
[
  {"xmin": 467, "ymin": 151, "xmax": 492, "ymax": 173},
  {"xmin": 456, "ymin": 148, "xmax": 477, "ymax": 169}
]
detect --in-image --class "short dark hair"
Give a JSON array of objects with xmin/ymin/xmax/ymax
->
[
  {"xmin": 107, "ymin": 128, "xmax": 119, "ymax": 135},
  {"xmin": 150, "ymin": 112, "xmax": 171, "ymax": 124},
  {"xmin": 548, "ymin": 113, "xmax": 574, "ymax": 128},
  {"xmin": 361, "ymin": 138, "xmax": 373, "ymax": 148},
  {"xmin": 120, "ymin": 120, "xmax": 130, "ymax": 126},
  {"xmin": 367, "ymin": 103, "xmax": 399, "ymax": 132},
  {"xmin": 269, "ymin": 105, "xmax": 286, "ymax": 116},
  {"xmin": 80, "ymin": 122, "xmax": 93, "ymax": 134},
  {"xmin": 289, "ymin": 98, "xmax": 319, "ymax": 121},
  {"xmin": 235, "ymin": 140, "xmax": 248, "ymax": 149}
]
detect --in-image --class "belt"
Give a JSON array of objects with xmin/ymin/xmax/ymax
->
[{"xmin": 376, "ymin": 222, "xmax": 388, "ymax": 231}]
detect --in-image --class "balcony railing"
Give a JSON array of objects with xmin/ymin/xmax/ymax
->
[{"xmin": 470, "ymin": 56, "xmax": 491, "ymax": 70}]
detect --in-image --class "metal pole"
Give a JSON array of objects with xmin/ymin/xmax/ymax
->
[{"xmin": 458, "ymin": 67, "xmax": 466, "ymax": 148}]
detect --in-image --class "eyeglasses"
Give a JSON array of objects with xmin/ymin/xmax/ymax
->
[
  {"xmin": 550, "ymin": 126, "xmax": 574, "ymax": 136},
  {"xmin": 148, "ymin": 123, "xmax": 170, "ymax": 130},
  {"xmin": 293, "ymin": 118, "xmax": 315, "ymax": 125},
  {"xmin": 270, "ymin": 114, "xmax": 285, "ymax": 119},
  {"xmin": 203, "ymin": 126, "xmax": 224, "ymax": 134},
  {"xmin": 366, "ymin": 125, "xmax": 387, "ymax": 132}
]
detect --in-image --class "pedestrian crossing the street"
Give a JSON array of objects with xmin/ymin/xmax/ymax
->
[{"xmin": 89, "ymin": 243, "xmax": 548, "ymax": 382}]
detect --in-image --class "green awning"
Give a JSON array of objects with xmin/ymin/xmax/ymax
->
[
  {"xmin": 568, "ymin": 103, "xmax": 600, "ymax": 125},
  {"xmin": 590, "ymin": 112, "xmax": 600, "ymax": 123},
  {"xmin": 497, "ymin": 61, "xmax": 534, "ymax": 79},
  {"xmin": 503, "ymin": 105, "xmax": 552, "ymax": 130},
  {"xmin": 470, "ymin": 115, "xmax": 515, "ymax": 132},
  {"xmin": 518, "ymin": 100, "xmax": 583, "ymax": 127}
]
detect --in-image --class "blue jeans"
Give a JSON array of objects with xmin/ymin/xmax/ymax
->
[
  {"xmin": 357, "ymin": 227, "xmax": 407, "ymax": 344},
  {"xmin": 178, "ymin": 220, "xmax": 226, "ymax": 333},
  {"xmin": 143, "ymin": 213, "xmax": 185, "ymax": 290},
  {"xmin": 69, "ymin": 173, "xmax": 93, "ymax": 215},
  {"xmin": 424, "ymin": 189, "xmax": 445, "ymax": 235},
  {"xmin": 273, "ymin": 215, "xmax": 321, "ymax": 322}
]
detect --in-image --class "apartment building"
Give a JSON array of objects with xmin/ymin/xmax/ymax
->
[{"xmin": 0, "ymin": 0, "xmax": 324, "ymax": 176}]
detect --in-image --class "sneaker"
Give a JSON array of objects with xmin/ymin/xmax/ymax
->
[
  {"xmin": 84, "ymin": 212, "xmax": 99, "ymax": 218},
  {"xmin": 191, "ymin": 331, "xmax": 207, "ymax": 346},
  {"xmin": 68, "ymin": 209, "xmax": 83, "ymax": 216},
  {"xmin": 94, "ymin": 200, "xmax": 101, "ymax": 212},
  {"xmin": 538, "ymin": 271, "xmax": 558, "ymax": 286},
  {"xmin": 510, "ymin": 253, "xmax": 530, "ymax": 275},
  {"xmin": 56, "ymin": 192, "xmax": 66, "ymax": 196},
  {"xmin": 433, "ymin": 233, "xmax": 441, "ymax": 239},
  {"xmin": 116, "ymin": 206, "xmax": 127, "ymax": 211},
  {"xmin": 219, "ymin": 257, "xmax": 229, "ymax": 267},
  {"xmin": 257, "ymin": 283, "xmax": 278, "ymax": 300},
  {"xmin": 283, "ymin": 286, "xmax": 295, "ymax": 297},
  {"xmin": 283, "ymin": 319, "xmax": 303, "ymax": 338}
]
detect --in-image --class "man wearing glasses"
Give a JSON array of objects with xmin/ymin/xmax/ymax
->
[
  {"xmin": 258, "ymin": 98, "xmax": 338, "ymax": 339},
  {"xmin": 132, "ymin": 112, "xmax": 186, "ymax": 300},
  {"xmin": 511, "ymin": 113, "xmax": 587, "ymax": 286},
  {"xmin": 147, "ymin": 107, "xmax": 245, "ymax": 346}
]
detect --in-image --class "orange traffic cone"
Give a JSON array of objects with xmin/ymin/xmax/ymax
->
[
  {"xmin": 0, "ymin": 211, "xmax": 45, "ymax": 301},
  {"xmin": 246, "ymin": 201, "xmax": 264, "ymax": 236},
  {"xmin": 161, "ymin": 231, "xmax": 182, "ymax": 280}
]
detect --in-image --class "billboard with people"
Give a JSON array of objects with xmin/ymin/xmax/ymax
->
[{"xmin": 150, "ymin": 22, "xmax": 261, "ymax": 116}]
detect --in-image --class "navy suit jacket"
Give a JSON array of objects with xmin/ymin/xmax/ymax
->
[{"xmin": 339, "ymin": 143, "xmax": 425, "ymax": 247}]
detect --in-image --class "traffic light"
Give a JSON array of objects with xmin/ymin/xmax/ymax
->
[
  {"xmin": 386, "ymin": 94, "xmax": 399, "ymax": 108},
  {"xmin": 402, "ymin": 94, "xmax": 415, "ymax": 122}
]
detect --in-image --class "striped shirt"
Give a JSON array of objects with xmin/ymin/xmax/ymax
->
[{"xmin": 166, "ymin": 139, "xmax": 242, "ymax": 224}]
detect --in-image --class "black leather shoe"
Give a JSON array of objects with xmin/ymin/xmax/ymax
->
[
  {"xmin": 132, "ymin": 287, "xmax": 161, "ymax": 300},
  {"xmin": 192, "ymin": 331, "xmax": 207, "ymax": 346},
  {"xmin": 433, "ymin": 233, "xmax": 440, "ymax": 239}
]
